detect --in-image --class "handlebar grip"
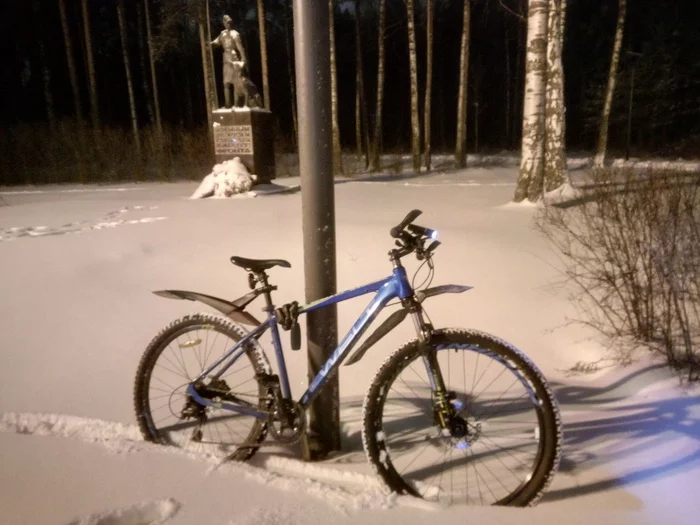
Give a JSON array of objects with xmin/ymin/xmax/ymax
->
[{"xmin": 390, "ymin": 209, "xmax": 422, "ymax": 238}]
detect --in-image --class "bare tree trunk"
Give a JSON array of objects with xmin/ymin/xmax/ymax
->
[
  {"xmin": 136, "ymin": 3, "xmax": 155, "ymax": 125},
  {"xmin": 595, "ymin": 0, "xmax": 626, "ymax": 168},
  {"xmin": 369, "ymin": 0, "xmax": 386, "ymax": 172},
  {"xmin": 117, "ymin": 0, "xmax": 142, "ymax": 160},
  {"xmin": 285, "ymin": 5, "xmax": 298, "ymax": 146},
  {"xmin": 405, "ymin": 0, "xmax": 420, "ymax": 172},
  {"xmin": 329, "ymin": 0, "xmax": 344, "ymax": 175},
  {"xmin": 205, "ymin": 0, "xmax": 218, "ymax": 108},
  {"xmin": 34, "ymin": 0, "xmax": 55, "ymax": 128},
  {"xmin": 354, "ymin": 0, "xmax": 369, "ymax": 168},
  {"xmin": 81, "ymin": 0, "xmax": 99, "ymax": 129},
  {"xmin": 198, "ymin": 0, "xmax": 214, "ymax": 153},
  {"xmin": 512, "ymin": 16, "xmax": 525, "ymax": 146},
  {"xmin": 424, "ymin": 0, "xmax": 434, "ymax": 170},
  {"xmin": 58, "ymin": 0, "xmax": 82, "ymax": 122},
  {"xmin": 544, "ymin": 0, "xmax": 567, "ymax": 190},
  {"xmin": 144, "ymin": 0, "xmax": 162, "ymax": 137},
  {"xmin": 455, "ymin": 0, "xmax": 471, "ymax": 168},
  {"xmin": 257, "ymin": 0, "xmax": 270, "ymax": 109},
  {"xmin": 514, "ymin": 0, "xmax": 548, "ymax": 203},
  {"xmin": 504, "ymin": 18, "xmax": 511, "ymax": 147}
]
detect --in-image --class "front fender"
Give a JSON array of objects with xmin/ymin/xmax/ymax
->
[
  {"xmin": 344, "ymin": 284, "xmax": 473, "ymax": 366},
  {"xmin": 153, "ymin": 289, "xmax": 263, "ymax": 326},
  {"xmin": 415, "ymin": 284, "xmax": 473, "ymax": 302}
]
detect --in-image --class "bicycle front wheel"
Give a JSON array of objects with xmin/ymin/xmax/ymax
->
[
  {"xmin": 134, "ymin": 313, "xmax": 270, "ymax": 461},
  {"xmin": 362, "ymin": 328, "xmax": 561, "ymax": 506}
]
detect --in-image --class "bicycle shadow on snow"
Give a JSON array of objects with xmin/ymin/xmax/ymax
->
[{"xmin": 324, "ymin": 364, "xmax": 700, "ymax": 503}]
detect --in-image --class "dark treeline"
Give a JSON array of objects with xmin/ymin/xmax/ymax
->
[{"xmin": 1, "ymin": 0, "xmax": 699, "ymax": 185}]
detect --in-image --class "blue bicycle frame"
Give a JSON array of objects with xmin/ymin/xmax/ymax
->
[{"xmin": 186, "ymin": 266, "xmax": 414, "ymax": 420}]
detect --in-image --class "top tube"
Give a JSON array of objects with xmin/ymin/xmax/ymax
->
[{"xmin": 299, "ymin": 267, "xmax": 413, "ymax": 315}]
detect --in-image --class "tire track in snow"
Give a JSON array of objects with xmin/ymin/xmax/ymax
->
[
  {"xmin": 0, "ymin": 411, "xmax": 410, "ymax": 515},
  {"xmin": 0, "ymin": 205, "xmax": 167, "ymax": 242}
]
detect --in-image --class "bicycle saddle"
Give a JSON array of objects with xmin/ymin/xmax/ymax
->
[{"xmin": 230, "ymin": 256, "xmax": 291, "ymax": 271}]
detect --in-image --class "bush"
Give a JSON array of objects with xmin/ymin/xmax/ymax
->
[
  {"xmin": 536, "ymin": 168, "xmax": 700, "ymax": 381},
  {"xmin": 0, "ymin": 119, "xmax": 213, "ymax": 185}
]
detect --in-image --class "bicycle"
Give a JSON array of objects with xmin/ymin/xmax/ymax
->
[{"xmin": 134, "ymin": 210, "xmax": 562, "ymax": 506}]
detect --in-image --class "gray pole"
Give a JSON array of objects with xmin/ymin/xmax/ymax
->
[{"xmin": 292, "ymin": 0, "xmax": 340, "ymax": 460}]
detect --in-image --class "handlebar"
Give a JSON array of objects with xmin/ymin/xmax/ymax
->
[
  {"xmin": 389, "ymin": 210, "xmax": 441, "ymax": 261},
  {"xmin": 390, "ymin": 209, "xmax": 423, "ymax": 238}
]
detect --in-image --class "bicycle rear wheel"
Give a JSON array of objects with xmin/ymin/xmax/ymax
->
[
  {"xmin": 362, "ymin": 328, "xmax": 561, "ymax": 506},
  {"xmin": 134, "ymin": 313, "xmax": 270, "ymax": 461}
]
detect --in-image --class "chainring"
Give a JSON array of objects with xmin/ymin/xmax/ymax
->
[{"xmin": 268, "ymin": 400, "xmax": 305, "ymax": 444}]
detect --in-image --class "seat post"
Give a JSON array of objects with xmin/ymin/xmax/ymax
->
[{"xmin": 253, "ymin": 271, "xmax": 276, "ymax": 312}]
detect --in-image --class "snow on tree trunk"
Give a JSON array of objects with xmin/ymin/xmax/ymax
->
[
  {"xmin": 424, "ymin": 0, "xmax": 434, "ymax": 170},
  {"xmin": 595, "ymin": 0, "xmax": 626, "ymax": 169},
  {"xmin": 406, "ymin": 0, "xmax": 421, "ymax": 172},
  {"xmin": 190, "ymin": 157, "xmax": 258, "ymax": 199},
  {"xmin": 514, "ymin": 0, "xmax": 548, "ymax": 203},
  {"xmin": 257, "ymin": 0, "xmax": 270, "ymax": 110},
  {"xmin": 370, "ymin": 0, "xmax": 386, "ymax": 172},
  {"xmin": 329, "ymin": 0, "xmax": 344, "ymax": 175},
  {"xmin": 117, "ymin": 1, "xmax": 142, "ymax": 159},
  {"xmin": 455, "ymin": 0, "xmax": 471, "ymax": 169},
  {"xmin": 81, "ymin": 0, "xmax": 99, "ymax": 129},
  {"xmin": 58, "ymin": 0, "xmax": 82, "ymax": 123},
  {"xmin": 544, "ymin": 0, "xmax": 567, "ymax": 191}
]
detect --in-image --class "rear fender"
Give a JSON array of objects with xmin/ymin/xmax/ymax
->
[
  {"xmin": 344, "ymin": 284, "xmax": 473, "ymax": 366},
  {"xmin": 153, "ymin": 290, "xmax": 263, "ymax": 327}
]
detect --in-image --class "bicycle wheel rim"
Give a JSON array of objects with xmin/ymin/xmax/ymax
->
[
  {"xmin": 369, "ymin": 341, "xmax": 551, "ymax": 505},
  {"xmin": 139, "ymin": 320, "xmax": 266, "ymax": 458}
]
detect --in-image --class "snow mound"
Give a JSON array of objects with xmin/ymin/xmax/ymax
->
[
  {"xmin": 543, "ymin": 182, "xmax": 581, "ymax": 204},
  {"xmin": 190, "ymin": 157, "xmax": 258, "ymax": 199},
  {"xmin": 66, "ymin": 498, "xmax": 181, "ymax": 525}
]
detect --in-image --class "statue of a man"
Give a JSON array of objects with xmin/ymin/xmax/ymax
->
[{"xmin": 210, "ymin": 15, "xmax": 248, "ymax": 109}]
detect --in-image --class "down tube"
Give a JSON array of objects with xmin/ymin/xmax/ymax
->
[{"xmin": 298, "ymin": 283, "xmax": 399, "ymax": 408}]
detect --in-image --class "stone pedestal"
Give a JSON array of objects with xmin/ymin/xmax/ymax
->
[{"xmin": 211, "ymin": 108, "xmax": 276, "ymax": 183}]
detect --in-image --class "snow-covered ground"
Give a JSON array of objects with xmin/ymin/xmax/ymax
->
[{"xmin": 1, "ymin": 166, "xmax": 699, "ymax": 525}]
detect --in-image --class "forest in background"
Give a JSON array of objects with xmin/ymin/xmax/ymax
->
[{"xmin": 1, "ymin": 0, "xmax": 699, "ymax": 185}]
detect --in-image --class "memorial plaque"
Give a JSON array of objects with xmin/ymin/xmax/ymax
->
[
  {"xmin": 214, "ymin": 125, "xmax": 254, "ymax": 156},
  {"xmin": 211, "ymin": 108, "xmax": 276, "ymax": 183}
]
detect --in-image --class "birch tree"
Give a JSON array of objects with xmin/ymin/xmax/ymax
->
[
  {"xmin": 58, "ymin": 0, "xmax": 82, "ymax": 122},
  {"xmin": 424, "ymin": 0, "xmax": 434, "ymax": 170},
  {"xmin": 329, "ymin": 0, "xmax": 344, "ymax": 175},
  {"xmin": 370, "ymin": 0, "xmax": 386, "ymax": 171},
  {"xmin": 543, "ymin": 0, "xmax": 567, "ymax": 190},
  {"xmin": 405, "ymin": 0, "xmax": 421, "ymax": 171},
  {"xmin": 595, "ymin": 0, "xmax": 627, "ymax": 168},
  {"xmin": 117, "ymin": 0, "xmax": 141, "ymax": 158},
  {"xmin": 455, "ymin": 0, "xmax": 471, "ymax": 168},
  {"xmin": 81, "ymin": 0, "xmax": 99, "ymax": 128},
  {"xmin": 257, "ymin": 0, "xmax": 270, "ymax": 109},
  {"xmin": 513, "ymin": 0, "xmax": 548, "ymax": 202}
]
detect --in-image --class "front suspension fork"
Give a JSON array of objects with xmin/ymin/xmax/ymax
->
[{"xmin": 408, "ymin": 302, "xmax": 458, "ymax": 428}]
